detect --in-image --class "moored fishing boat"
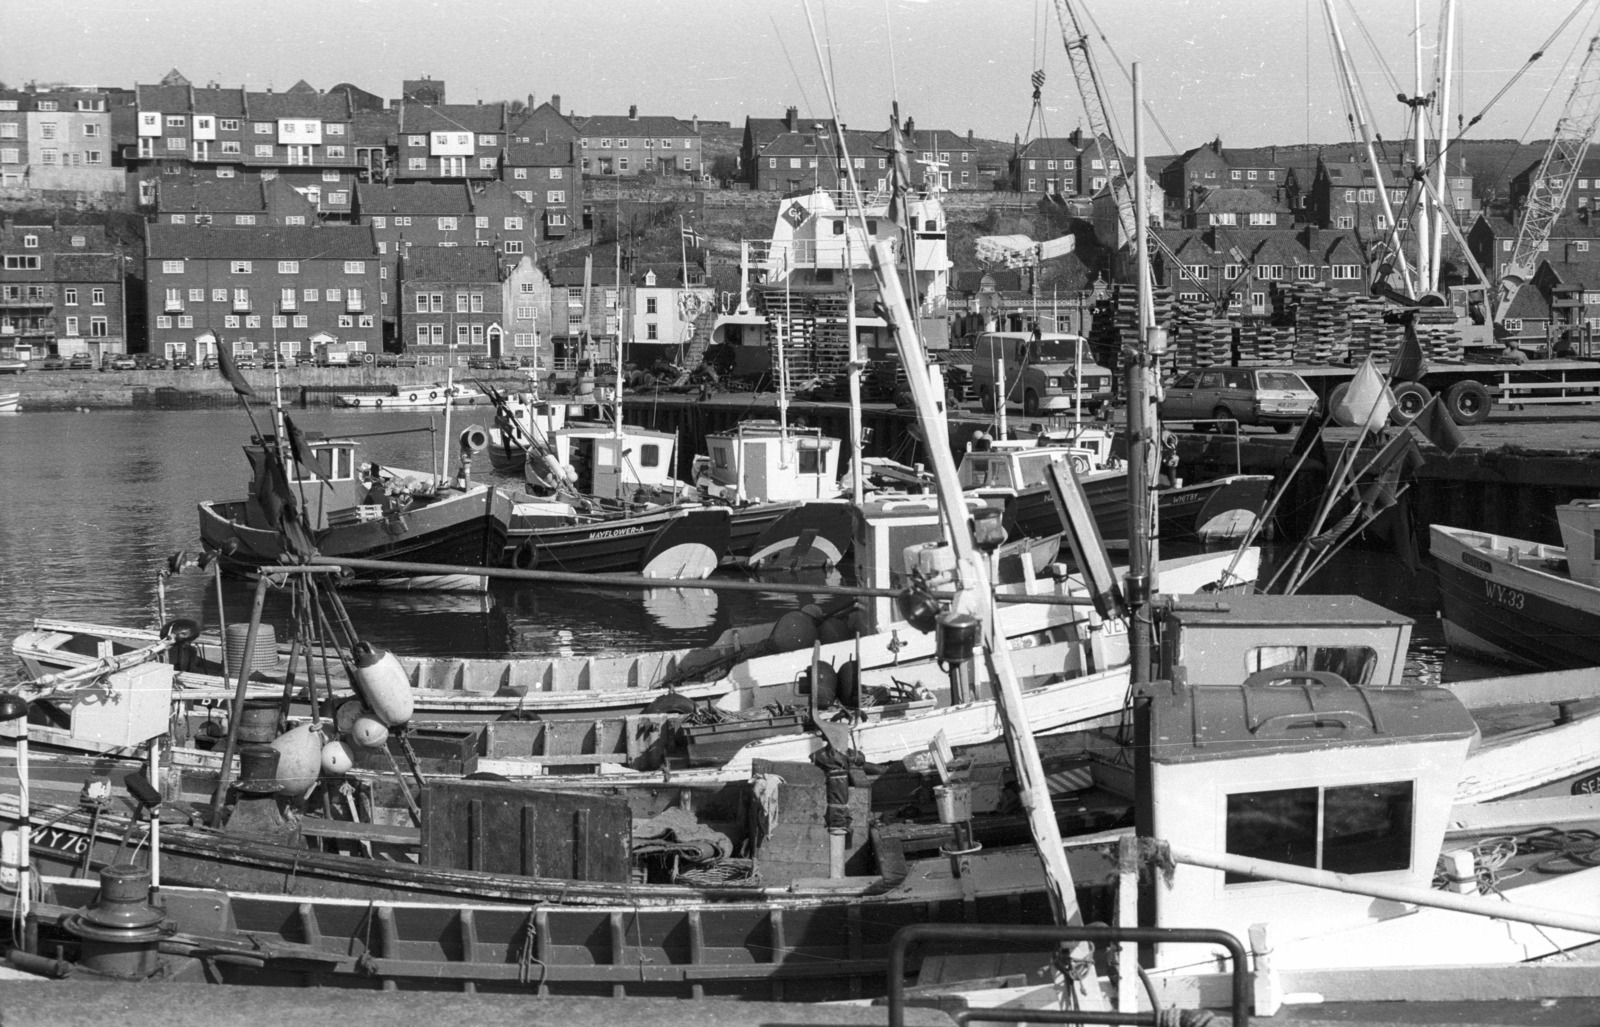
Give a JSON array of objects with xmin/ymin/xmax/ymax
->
[
  {"xmin": 0, "ymin": 391, "xmax": 18, "ymax": 414},
  {"xmin": 1430, "ymin": 501, "xmax": 1600, "ymax": 670},
  {"xmin": 334, "ymin": 381, "xmax": 488, "ymax": 409}
]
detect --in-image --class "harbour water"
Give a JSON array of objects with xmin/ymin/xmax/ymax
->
[{"xmin": 0, "ymin": 407, "xmax": 1500, "ymax": 685}]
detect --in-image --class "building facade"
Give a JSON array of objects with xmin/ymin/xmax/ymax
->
[
  {"xmin": 144, "ymin": 223, "xmax": 379, "ymax": 362},
  {"xmin": 398, "ymin": 245, "xmax": 505, "ymax": 365},
  {"xmin": 573, "ymin": 106, "xmax": 700, "ymax": 179},
  {"xmin": 0, "ymin": 223, "xmax": 125, "ymax": 358},
  {"xmin": 502, "ymin": 102, "xmax": 582, "ymax": 240}
]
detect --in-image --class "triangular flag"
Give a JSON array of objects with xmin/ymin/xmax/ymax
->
[
  {"xmin": 283, "ymin": 414, "xmax": 330, "ymax": 484},
  {"xmin": 1366, "ymin": 428, "xmax": 1425, "ymax": 478},
  {"xmin": 1412, "ymin": 394, "xmax": 1464, "ymax": 455},
  {"xmin": 1334, "ymin": 357, "xmax": 1393, "ymax": 432},
  {"xmin": 1389, "ymin": 316, "xmax": 1428, "ymax": 383},
  {"xmin": 216, "ymin": 344, "xmax": 255, "ymax": 398}
]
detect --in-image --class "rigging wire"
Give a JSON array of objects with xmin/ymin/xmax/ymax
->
[
  {"xmin": 770, "ymin": 11, "xmax": 818, "ymax": 124},
  {"xmin": 1070, "ymin": 0, "xmax": 1179, "ymax": 156}
]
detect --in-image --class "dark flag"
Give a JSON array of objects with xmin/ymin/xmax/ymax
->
[
  {"xmin": 259, "ymin": 448, "xmax": 314, "ymax": 559},
  {"xmin": 1285, "ymin": 400, "xmax": 1330, "ymax": 473},
  {"xmin": 1411, "ymin": 394, "xmax": 1465, "ymax": 455},
  {"xmin": 1365, "ymin": 427, "xmax": 1426, "ymax": 479},
  {"xmin": 883, "ymin": 111, "xmax": 914, "ymax": 231},
  {"xmin": 215, "ymin": 344, "xmax": 255, "ymax": 398},
  {"xmin": 1389, "ymin": 314, "xmax": 1428, "ymax": 383},
  {"xmin": 282, "ymin": 414, "xmax": 330, "ymax": 484},
  {"xmin": 1368, "ymin": 488, "xmax": 1420, "ymax": 575}
]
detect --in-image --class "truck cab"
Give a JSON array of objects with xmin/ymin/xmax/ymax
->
[{"xmin": 970, "ymin": 330, "xmax": 1113, "ymax": 417}]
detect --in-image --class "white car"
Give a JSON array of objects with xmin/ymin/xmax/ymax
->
[{"xmin": 1161, "ymin": 366, "xmax": 1318, "ymax": 433}]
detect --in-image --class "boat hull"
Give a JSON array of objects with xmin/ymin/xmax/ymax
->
[
  {"xmin": 1006, "ymin": 472, "xmax": 1272, "ymax": 545},
  {"xmin": 1430, "ymin": 524, "xmax": 1600, "ymax": 670},
  {"xmin": 507, "ymin": 506, "xmax": 731, "ymax": 578},
  {"xmin": 728, "ymin": 500, "xmax": 854, "ymax": 569},
  {"xmin": 199, "ymin": 487, "xmax": 511, "ymax": 590}
]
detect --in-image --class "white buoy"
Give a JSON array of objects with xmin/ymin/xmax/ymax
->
[
  {"xmin": 269, "ymin": 722, "xmax": 324, "ymax": 796},
  {"xmin": 353, "ymin": 642, "xmax": 414, "ymax": 727},
  {"xmin": 320, "ymin": 739, "xmax": 355, "ymax": 775},
  {"xmin": 351, "ymin": 717, "xmax": 389, "ymax": 748}
]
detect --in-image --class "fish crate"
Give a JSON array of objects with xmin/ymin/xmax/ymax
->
[
  {"xmin": 352, "ymin": 725, "xmax": 482, "ymax": 776},
  {"xmin": 682, "ymin": 713, "xmax": 807, "ymax": 767}
]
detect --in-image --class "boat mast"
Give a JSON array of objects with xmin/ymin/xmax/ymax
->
[
  {"xmin": 1432, "ymin": 0, "xmax": 1457, "ymax": 295},
  {"xmin": 1129, "ymin": 63, "xmax": 1158, "ymax": 679},
  {"xmin": 1412, "ymin": 0, "xmax": 1434, "ymax": 292},
  {"xmin": 846, "ymin": 233, "xmax": 864, "ymax": 507}
]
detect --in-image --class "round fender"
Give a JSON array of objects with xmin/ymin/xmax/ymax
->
[
  {"xmin": 429, "ymin": 390, "xmax": 438, "ymax": 401},
  {"xmin": 349, "ymin": 397, "xmax": 361, "ymax": 407},
  {"xmin": 408, "ymin": 392, "xmax": 419, "ymax": 402},
  {"xmin": 362, "ymin": 352, "xmax": 376, "ymax": 365},
  {"xmin": 374, "ymin": 398, "xmax": 383, "ymax": 407},
  {"xmin": 512, "ymin": 540, "xmax": 538, "ymax": 570}
]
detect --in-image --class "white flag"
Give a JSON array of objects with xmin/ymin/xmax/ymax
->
[{"xmin": 1334, "ymin": 356, "xmax": 1394, "ymax": 431}]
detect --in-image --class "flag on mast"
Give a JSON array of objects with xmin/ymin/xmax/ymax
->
[{"xmin": 681, "ymin": 222, "xmax": 702, "ymax": 247}]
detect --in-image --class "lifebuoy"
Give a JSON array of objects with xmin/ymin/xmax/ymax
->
[
  {"xmin": 363, "ymin": 352, "xmax": 376, "ymax": 365},
  {"xmin": 511, "ymin": 540, "xmax": 538, "ymax": 570},
  {"xmin": 408, "ymin": 392, "xmax": 419, "ymax": 402},
  {"xmin": 349, "ymin": 397, "xmax": 362, "ymax": 407},
  {"xmin": 429, "ymin": 391, "xmax": 438, "ymax": 400},
  {"xmin": 374, "ymin": 397, "xmax": 383, "ymax": 407}
]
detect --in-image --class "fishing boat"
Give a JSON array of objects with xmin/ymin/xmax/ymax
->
[
  {"xmin": 484, "ymin": 387, "xmax": 567, "ymax": 475},
  {"xmin": 0, "ymin": 392, "xmax": 18, "ymax": 414},
  {"xmin": 1430, "ymin": 502, "xmax": 1600, "ymax": 670},
  {"xmin": 197, "ymin": 429, "xmax": 513, "ymax": 590},
  {"xmin": 334, "ymin": 381, "xmax": 488, "ymax": 409},
  {"xmin": 693, "ymin": 419, "xmax": 854, "ymax": 569}
]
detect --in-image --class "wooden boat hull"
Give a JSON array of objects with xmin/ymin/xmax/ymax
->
[
  {"xmin": 507, "ymin": 506, "xmax": 730, "ymax": 579},
  {"xmin": 1430, "ymin": 524, "xmax": 1600, "ymax": 670},
  {"xmin": 199, "ymin": 486, "xmax": 512, "ymax": 590},
  {"xmin": 1006, "ymin": 471, "xmax": 1273, "ymax": 544},
  {"xmin": 335, "ymin": 388, "xmax": 489, "ymax": 410},
  {"xmin": 0, "ymin": 392, "xmax": 18, "ymax": 414},
  {"xmin": 728, "ymin": 500, "xmax": 854, "ymax": 569}
]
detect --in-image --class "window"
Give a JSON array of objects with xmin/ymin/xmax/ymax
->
[
  {"xmin": 1503, "ymin": 318, "xmax": 1524, "ymax": 332},
  {"xmin": 155, "ymin": 316, "xmax": 170, "ymax": 329},
  {"xmin": 1296, "ymin": 264, "xmax": 1318, "ymax": 281},
  {"xmin": 64, "ymin": 288, "xmax": 77, "ymax": 305},
  {"xmin": 280, "ymin": 287, "xmax": 297, "ymax": 309},
  {"xmin": 0, "ymin": 149, "xmax": 17, "ymax": 164},
  {"xmin": 1184, "ymin": 264, "xmax": 1210, "ymax": 281},
  {"xmin": 359, "ymin": 315, "xmax": 374, "ymax": 328},
  {"xmin": 438, "ymin": 217, "xmax": 458, "ymax": 232},
  {"xmin": 415, "ymin": 293, "xmax": 430, "ymax": 314},
  {"xmin": 346, "ymin": 288, "xmax": 363, "ymax": 311},
  {"xmin": 214, "ymin": 289, "xmax": 227, "ymax": 302},
  {"xmin": 515, "ymin": 304, "xmax": 535, "ymax": 320},
  {"xmin": 220, "ymin": 119, "xmax": 240, "ymax": 132},
  {"xmin": 326, "ymin": 146, "xmax": 347, "ymax": 160},
  {"xmin": 620, "ymin": 158, "xmax": 629, "ymax": 172},
  {"xmin": 504, "ymin": 240, "xmax": 524, "ymax": 254},
  {"xmin": 86, "ymin": 150, "xmax": 103, "ymax": 165},
  {"xmin": 1336, "ymin": 216, "xmax": 1355, "ymax": 230},
  {"xmin": 272, "ymin": 315, "xmax": 288, "ymax": 329},
  {"xmin": 165, "ymin": 288, "xmax": 183, "ymax": 312},
  {"xmin": 455, "ymin": 292, "xmax": 469, "ymax": 314},
  {"xmin": 285, "ymin": 216, "xmax": 305, "ymax": 226},
  {"xmin": 338, "ymin": 315, "xmax": 353, "ymax": 328},
  {"xmin": 455, "ymin": 324, "xmax": 469, "ymax": 346},
  {"xmin": 645, "ymin": 296, "xmax": 658, "ymax": 315},
  {"xmin": 245, "ymin": 315, "xmax": 260, "ymax": 328},
  {"xmin": 1249, "ymin": 212, "xmax": 1277, "ymax": 226},
  {"xmin": 294, "ymin": 315, "xmax": 308, "ymax": 328},
  {"xmin": 231, "ymin": 261, "xmax": 252, "ymax": 274},
  {"xmin": 1330, "ymin": 264, "xmax": 1360, "ymax": 280},
  {"xmin": 220, "ymin": 140, "xmax": 240, "ymax": 155},
  {"xmin": 1376, "ymin": 215, "xmax": 1388, "ymax": 230},
  {"xmin": 301, "ymin": 289, "xmax": 318, "ymax": 303},
  {"xmin": 164, "ymin": 115, "xmax": 185, "ymax": 129},
  {"xmin": 428, "ymin": 292, "xmax": 443, "ymax": 312},
  {"xmin": 188, "ymin": 288, "xmax": 203, "ymax": 302},
  {"xmin": 1582, "ymin": 241, "xmax": 1593, "ymax": 253},
  {"xmin": 1224, "ymin": 782, "xmax": 1412, "ymax": 883},
  {"xmin": 646, "ymin": 322, "xmax": 658, "ymax": 340},
  {"xmin": 478, "ymin": 157, "xmax": 497, "ymax": 170},
  {"xmin": 254, "ymin": 145, "xmax": 273, "ymax": 157},
  {"xmin": 415, "ymin": 325, "xmax": 431, "ymax": 345},
  {"xmin": 504, "ymin": 216, "xmax": 523, "ymax": 231},
  {"xmin": 470, "ymin": 293, "xmax": 484, "ymax": 313},
  {"xmin": 64, "ymin": 316, "xmax": 79, "ymax": 336},
  {"xmin": 638, "ymin": 444, "xmax": 660, "ymax": 468},
  {"xmin": 0, "ymin": 125, "xmax": 13, "ymax": 139},
  {"xmin": 3, "ymin": 255, "xmax": 40, "ymax": 270},
  {"xmin": 514, "ymin": 332, "xmax": 535, "ymax": 347},
  {"xmin": 235, "ymin": 215, "xmax": 257, "ymax": 226},
  {"xmin": 175, "ymin": 315, "xmax": 190, "ymax": 329},
  {"xmin": 408, "ymin": 157, "xmax": 426, "ymax": 170},
  {"xmin": 1257, "ymin": 264, "xmax": 1283, "ymax": 280},
  {"xmin": 343, "ymin": 261, "xmax": 366, "ymax": 274},
  {"xmin": 547, "ymin": 190, "xmax": 565, "ymax": 204},
  {"xmin": 224, "ymin": 315, "xmax": 240, "ymax": 328},
  {"xmin": 1209, "ymin": 213, "xmax": 1237, "ymax": 226},
  {"xmin": 550, "ymin": 167, "xmax": 564, "ymax": 180},
  {"xmin": 234, "ymin": 288, "xmax": 251, "ymax": 310},
  {"xmin": 1357, "ymin": 189, "xmax": 1376, "ymax": 203},
  {"xmin": 394, "ymin": 216, "xmax": 411, "ymax": 227}
]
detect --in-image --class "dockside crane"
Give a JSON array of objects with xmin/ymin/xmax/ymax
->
[{"xmin": 1495, "ymin": 31, "xmax": 1600, "ymax": 322}]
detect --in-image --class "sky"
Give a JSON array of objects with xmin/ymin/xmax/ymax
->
[{"xmin": 3, "ymin": 0, "xmax": 1597, "ymax": 154}]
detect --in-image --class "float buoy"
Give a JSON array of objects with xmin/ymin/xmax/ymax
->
[
  {"xmin": 353, "ymin": 641, "xmax": 414, "ymax": 727},
  {"xmin": 351, "ymin": 717, "xmax": 389, "ymax": 748},
  {"xmin": 459, "ymin": 425, "xmax": 489, "ymax": 453},
  {"xmin": 374, "ymin": 398, "xmax": 383, "ymax": 407},
  {"xmin": 349, "ymin": 397, "xmax": 361, "ymax": 407},
  {"xmin": 408, "ymin": 392, "xmax": 419, "ymax": 402},
  {"xmin": 268, "ymin": 722, "xmax": 324, "ymax": 795},
  {"xmin": 512, "ymin": 540, "xmax": 539, "ymax": 570},
  {"xmin": 320, "ymin": 739, "xmax": 355, "ymax": 775},
  {"xmin": 769, "ymin": 610, "xmax": 819, "ymax": 652}
]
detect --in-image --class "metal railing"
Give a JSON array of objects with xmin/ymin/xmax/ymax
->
[{"xmin": 887, "ymin": 923, "xmax": 1248, "ymax": 1027}]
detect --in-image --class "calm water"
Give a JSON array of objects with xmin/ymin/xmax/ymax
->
[{"xmin": 0, "ymin": 407, "xmax": 1492, "ymax": 686}]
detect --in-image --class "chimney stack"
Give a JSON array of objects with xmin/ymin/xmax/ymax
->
[
  {"xmin": 552, "ymin": 94, "xmax": 561, "ymax": 114},
  {"xmin": 629, "ymin": 104, "xmax": 638, "ymax": 120},
  {"xmin": 786, "ymin": 106, "xmax": 798, "ymax": 132}
]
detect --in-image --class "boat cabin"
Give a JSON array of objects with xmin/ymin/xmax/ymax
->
[
  {"xmin": 695, "ymin": 421, "xmax": 843, "ymax": 504},
  {"xmin": 1556, "ymin": 499, "xmax": 1600, "ymax": 585},
  {"xmin": 245, "ymin": 435, "xmax": 367, "ymax": 531},
  {"xmin": 1135, "ymin": 595, "xmax": 1475, "ymax": 968},
  {"xmin": 551, "ymin": 422, "xmax": 683, "ymax": 501},
  {"xmin": 958, "ymin": 434, "xmax": 1112, "ymax": 495}
]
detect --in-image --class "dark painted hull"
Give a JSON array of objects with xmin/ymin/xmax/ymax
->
[
  {"xmin": 199, "ymin": 487, "xmax": 512, "ymax": 587},
  {"xmin": 1431, "ymin": 525, "xmax": 1600, "ymax": 670},
  {"xmin": 7, "ymin": 803, "xmax": 1087, "ymax": 1000},
  {"xmin": 506, "ymin": 506, "xmax": 731, "ymax": 576},
  {"xmin": 1006, "ymin": 472, "xmax": 1272, "ymax": 544},
  {"xmin": 727, "ymin": 500, "xmax": 855, "ymax": 569}
]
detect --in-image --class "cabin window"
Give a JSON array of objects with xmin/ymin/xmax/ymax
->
[
  {"xmin": 1224, "ymin": 782, "xmax": 1413, "ymax": 884},
  {"xmin": 799, "ymin": 448, "xmax": 822, "ymax": 474},
  {"xmin": 638, "ymin": 444, "xmax": 660, "ymax": 468},
  {"xmin": 713, "ymin": 448, "xmax": 729, "ymax": 469},
  {"xmin": 960, "ymin": 457, "xmax": 1012, "ymax": 489},
  {"xmin": 1245, "ymin": 645, "xmax": 1379, "ymax": 685},
  {"xmin": 1016, "ymin": 454, "xmax": 1056, "ymax": 487}
]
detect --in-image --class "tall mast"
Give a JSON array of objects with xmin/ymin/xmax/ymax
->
[
  {"xmin": 846, "ymin": 233, "xmax": 864, "ymax": 507},
  {"xmin": 1129, "ymin": 63, "xmax": 1156, "ymax": 682},
  {"xmin": 1413, "ymin": 0, "xmax": 1433, "ymax": 292},
  {"xmin": 1432, "ymin": 0, "xmax": 1457, "ymax": 291}
]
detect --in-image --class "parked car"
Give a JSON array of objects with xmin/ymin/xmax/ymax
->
[
  {"xmin": 233, "ymin": 355, "xmax": 258, "ymax": 370},
  {"xmin": 133, "ymin": 353, "xmax": 168, "ymax": 370},
  {"xmin": 102, "ymin": 355, "xmax": 138, "ymax": 371},
  {"xmin": 260, "ymin": 354, "xmax": 296, "ymax": 370},
  {"xmin": 0, "ymin": 358, "xmax": 26, "ymax": 374},
  {"xmin": 68, "ymin": 354, "xmax": 94, "ymax": 371},
  {"xmin": 200, "ymin": 355, "xmax": 218, "ymax": 370},
  {"xmin": 170, "ymin": 355, "xmax": 196, "ymax": 370},
  {"xmin": 466, "ymin": 355, "xmax": 496, "ymax": 370},
  {"xmin": 1159, "ymin": 365, "xmax": 1318, "ymax": 433},
  {"xmin": 40, "ymin": 356, "xmax": 66, "ymax": 371}
]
